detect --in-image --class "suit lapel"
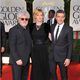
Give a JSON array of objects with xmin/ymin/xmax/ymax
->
[
  {"xmin": 52, "ymin": 23, "xmax": 66, "ymax": 43},
  {"xmin": 57, "ymin": 24, "xmax": 66, "ymax": 40},
  {"xmin": 51, "ymin": 24, "xmax": 56, "ymax": 41},
  {"xmin": 17, "ymin": 24, "xmax": 26, "ymax": 40}
]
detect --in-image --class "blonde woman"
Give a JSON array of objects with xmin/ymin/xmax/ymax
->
[{"xmin": 30, "ymin": 9, "xmax": 50, "ymax": 80}]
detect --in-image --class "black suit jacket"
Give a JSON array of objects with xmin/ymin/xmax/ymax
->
[
  {"xmin": 47, "ymin": 19, "xmax": 57, "ymax": 26},
  {"xmin": 50, "ymin": 23, "xmax": 73, "ymax": 62},
  {"xmin": 0, "ymin": 22, "xmax": 6, "ymax": 48},
  {"xmin": 0, "ymin": 22, "xmax": 6, "ymax": 74},
  {"xmin": 9, "ymin": 24, "xmax": 32, "ymax": 65}
]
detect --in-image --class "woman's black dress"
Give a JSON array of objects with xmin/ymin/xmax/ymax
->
[{"xmin": 30, "ymin": 23, "xmax": 50, "ymax": 80}]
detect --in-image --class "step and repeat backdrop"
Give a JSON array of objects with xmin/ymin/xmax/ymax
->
[
  {"xmin": 0, "ymin": 0, "xmax": 26, "ymax": 32},
  {"xmin": 0, "ymin": 0, "xmax": 64, "ymax": 32},
  {"xmin": 33, "ymin": 0, "xmax": 64, "ymax": 22},
  {"xmin": 70, "ymin": 0, "xmax": 80, "ymax": 31},
  {"xmin": 0, "ymin": 0, "xmax": 80, "ymax": 32}
]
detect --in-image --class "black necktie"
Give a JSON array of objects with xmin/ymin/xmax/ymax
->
[{"xmin": 55, "ymin": 26, "xmax": 59, "ymax": 40}]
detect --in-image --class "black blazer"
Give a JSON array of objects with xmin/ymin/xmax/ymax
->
[
  {"xmin": 50, "ymin": 23, "xmax": 73, "ymax": 62},
  {"xmin": 9, "ymin": 24, "xmax": 32, "ymax": 65},
  {"xmin": 0, "ymin": 22, "xmax": 6, "ymax": 48},
  {"xmin": 47, "ymin": 19, "xmax": 57, "ymax": 26}
]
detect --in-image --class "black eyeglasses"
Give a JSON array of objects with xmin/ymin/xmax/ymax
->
[{"xmin": 20, "ymin": 18, "xmax": 29, "ymax": 21}]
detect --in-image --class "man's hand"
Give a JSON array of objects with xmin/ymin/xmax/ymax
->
[
  {"xmin": 64, "ymin": 59, "xmax": 70, "ymax": 67},
  {"xmin": 1, "ymin": 47, "xmax": 5, "ymax": 53},
  {"xmin": 16, "ymin": 59, "xmax": 23, "ymax": 66}
]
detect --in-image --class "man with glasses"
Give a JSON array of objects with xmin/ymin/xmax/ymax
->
[{"xmin": 9, "ymin": 11, "xmax": 32, "ymax": 80}]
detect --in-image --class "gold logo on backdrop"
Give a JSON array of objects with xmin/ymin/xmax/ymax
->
[{"xmin": 42, "ymin": 2, "xmax": 54, "ymax": 6}]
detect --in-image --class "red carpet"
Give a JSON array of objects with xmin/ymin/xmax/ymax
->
[{"xmin": 1, "ymin": 62, "xmax": 80, "ymax": 80}]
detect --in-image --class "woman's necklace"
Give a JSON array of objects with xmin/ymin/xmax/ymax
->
[
  {"xmin": 36, "ymin": 22, "xmax": 42, "ymax": 30},
  {"xmin": 36, "ymin": 25, "xmax": 41, "ymax": 30}
]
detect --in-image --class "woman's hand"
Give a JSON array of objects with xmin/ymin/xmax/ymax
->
[{"xmin": 48, "ymin": 33, "xmax": 52, "ymax": 41}]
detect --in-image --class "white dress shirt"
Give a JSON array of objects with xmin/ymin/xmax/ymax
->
[
  {"xmin": 50, "ymin": 18, "xmax": 55, "ymax": 25},
  {"xmin": 54, "ymin": 23, "xmax": 64, "ymax": 39}
]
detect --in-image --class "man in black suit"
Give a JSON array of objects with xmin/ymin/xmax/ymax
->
[
  {"xmin": 0, "ymin": 22, "xmax": 6, "ymax": 77},
  {"xmin": 50, "ymin": 10, "xmax": 73, "ymax": 80},
  {"xmin": 47, "ymin": 10, "xmax": 56, "ymax": 26},
  {"xmin": 9, "ymin": 11, "xmax": 32, "ymax": 80}
]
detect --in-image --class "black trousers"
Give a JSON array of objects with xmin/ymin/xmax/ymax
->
[
  {"xmin": 0, "ymin": 54, "xmax": 2, "ymax": 77},
  {"xmin": 50, "ymin": 60, "xmax": 68, "ymax": 80},
  {"xmin": 12, "ymin": 61, "xmax": 29, "ymax": 80}
]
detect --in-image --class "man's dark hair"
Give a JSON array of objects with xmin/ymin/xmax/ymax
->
[
  {"xmin": 49, "ymin": 10, "xmax": 55, "ymax": 14},
  {"xmin": 56, "ymin": 10, "xmax": 65, "ymax": 17}
]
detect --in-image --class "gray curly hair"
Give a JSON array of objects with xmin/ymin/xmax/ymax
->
[{"xmin": 17, "ymin": 10, "xmax": 30, "ymax": 19}]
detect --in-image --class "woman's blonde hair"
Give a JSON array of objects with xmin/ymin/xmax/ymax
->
[{"xmin": 33, "ymin": 9, "xmax": 44, "ymax": 22}]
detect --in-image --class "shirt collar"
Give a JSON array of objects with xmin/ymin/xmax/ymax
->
[{"xmin": 57, "ymin": 22, "xmax": 64, "ymax": 27}]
